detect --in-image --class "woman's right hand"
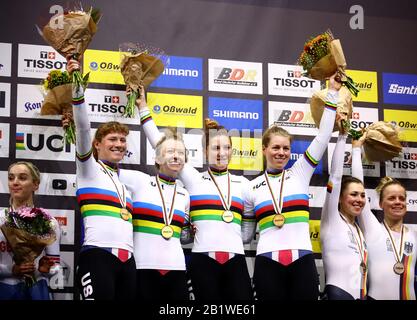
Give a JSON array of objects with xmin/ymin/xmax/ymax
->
[
  {"xmin": 12, "ymin": 262, "xmax": 35, "ymax": 276},
  {"xmin": 134, "ymin": 85, "xmax": 148, "ymax": 110},
  {"xmin": 66, "ymin": 57, "xmax": 80, "ymax": 74},
  {"xmin": 328, "ymin": 71, "xmax": 343, "ymax": 92}
]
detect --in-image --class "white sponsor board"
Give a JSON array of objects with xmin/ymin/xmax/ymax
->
[
  {"xmin": 60, "ymin": 251, "xmax": 74, "ymax": 287},
  {"xmin": 38, "ymin": 173, "xmax": 77, "ymax": 197},
  {"xmin": 16, "ymin": 125, "xmax": 76, "ymax": 161},
  {"xmin": 16, "ymin": 84, "xmax": 58, "ymax": 119},
  {"xmin": 308, "ymin": 186, "xmax": 327, "ymax": 208},
  {"xmin": 48, "ymin": 209, "xmax": 75, "ymax": 245},
  {"xmin": 407, "ymin": 191, "xmax": 417, "ymax": 212},
  {"xmin": 0, "ymin": 43, "xmax": 12, "ymax": 77},
  {"xmin": 0, "ymin": 82, "xmax": 11, "ymax": 117},
  {"xmin": 350, "ymin": 106, "xmax": 379, "ymax": 130},
  {"xmin": 268, "ymin": 101, "xmax": 318, "ymax": 136},
  {"xmin": 18, "ymin": 44, "xmax": 67, "ymax": 79},
  {"xmin": 208, "ymin": 59, "xmax": 263, "ymax": 94},
  {"xmin": 386, "ymin": 147, "xmax": 417, "ymax": 179},
  {"xmin": 268, "ymin": 63, "xmax": 320, "ymax": 98},
  {"xmin": 328, "ymin": 143, "xmax": 381, "ymax": 177},
  {"xmin": 85, "ymin": 88, "xmax": 140, "ymax": 124},
  {"xmin": 0, "ymin": 123, "xmax": 10, "ymax": 158},
  {"xmin": 146, "ymin": 132, "xmax": 203, "ymax": 168}
]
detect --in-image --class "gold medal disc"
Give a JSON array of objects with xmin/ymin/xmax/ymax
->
[
  {"xmin": 120, "ymin": 208, "xmax": 130, "ymax": 221},
  {"xmin": 272, "ymin": 214, "xmax": 285, "ymax": 228},
  {"xmin": 222, "ymin": 210, "xmax": 234, "ymax": 223},
  {"xmin": 161, "ymin": 225, "xmax": 174, "ymax": 240},
  {"xmin": 393, "ymin": 262, "xmax": 405, "ymax": 275}
]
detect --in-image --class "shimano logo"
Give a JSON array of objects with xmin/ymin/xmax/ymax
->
[
  {"xmin": 163, "ymin": 68, "xmax": 198, "ymax": 77},
  {"xmin": 388, "ymin": 84, "xmax": 417, "ymax": 95},
  {"xmin": 213, "ymin": 110, "xmax": 259, "ymax": 120}
]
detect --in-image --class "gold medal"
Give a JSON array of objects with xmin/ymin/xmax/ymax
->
[
  {"xmin": 393, "ymin": 262, "xmax": 405, "ymax": 275},
  {"xmin": 120, "ymin": 208, "xmax": 130, "ymax": 221},
  {"xmin": 161, "ymin": 225, "xmax": 174, "ymax": 240},
  {"xmin": 272, "ymin": 214, "xmax": 285, "ymax": 228},
  {"xmin": 222, "ymin": 210, "xmax": 234, "ymax": 223},
  {"xmin": 360, "ymin": 262, "xmax": 367, "ymax": 274}
]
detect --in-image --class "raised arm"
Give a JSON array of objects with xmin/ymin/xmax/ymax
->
[
  {"xmin": 321, "ymin": 132, "xmax": 347, "ymax": 230},
  {"xmin": 67, "ymin": 58, "xmax": 95, "ymax": 177},
  {"xmin": 135, "ymin": 86, "xmax": 200, "ymax": 188},
  {"xmin": 351, "ymin": 137, "xmax": 380, "ymax": 240},
  {"xmin": 291, "ymin": 75, "xmax": 341, "ymax": 180}
]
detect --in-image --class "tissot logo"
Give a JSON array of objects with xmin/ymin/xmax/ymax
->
[
  {"xmin": 268, "ymin": 63, "xmax": 320, "ymax": 98},
  {"xmin": 89, "ymin": 95, "xmax": 125, "ymax": 114},
  {"xmin": 349, "ymin": 107, "xmax": 379, "ymax": 130},
  {"xmin": 104, "ymin": 95, "xmax": 120, "ymax": 104},
  {"xmin": 52, "ymin": 179, "xmax": 67, "ymax": 190}
]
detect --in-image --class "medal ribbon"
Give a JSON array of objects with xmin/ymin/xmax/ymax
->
[
  {"xmin": 208, "ymin": 168, "xmax": 231, "ymax": 212},
  {"xmin": 264, "ymin": 170, "xmax": 285, "ymax": 215},
  {"xmin": 340, "ymin": 214, "xmax": 367, "ymax": 268},
  {"xmin": 156, "ymin": 175, "xmax": 177, "ymax": 226},
  {"xmin": 383, "ymin": 220, "xmax": 404, "ymax": 265},
  {"xmin": 98, "ymin": 160, "xmax": 126, "ymax": 209}
]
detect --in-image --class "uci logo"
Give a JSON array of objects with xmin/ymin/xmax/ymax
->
[
  {"xmin": 19, "ymin": 133, "xmax": 72, "ymax": 153},
  {"xmin": 89, "ymin": 61, "xmax": 99, "ymax": 71},
  {"xmin": 153, "ymin": 105, "xmax": 162, "ymax": 114}
]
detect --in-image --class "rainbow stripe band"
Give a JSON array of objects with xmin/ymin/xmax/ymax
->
[
  {"xmin": 304, "ymin": 150, "xmax": 319, "ymax": 168},
  {"xmin": 76, "ymin": 148, "xmax": 93, "ymax": 162},
  {"xmin": 324, "ymin": 101, "xmax": 337, "ymax": 111},
  {"xmin": 140, "ymin": 113, "xmax": 152, "ymax": 124},
  {"xmin": 132, "ymin": 202, "xmax": 185, "ymax": 238},
  {"xmin": 254, "ymin": 194, "xmax": 310, "ymax": 231},
  {"xmin": 326, "ymin": 182, "xmax": 333, "ymax": 194},
  {"xmin": 72, "ymin": 96, "xmax": 85, "ymax": 105},
  {"xmin": 190, "ymin": 195, "xmax": 243, "ymax": 224}
]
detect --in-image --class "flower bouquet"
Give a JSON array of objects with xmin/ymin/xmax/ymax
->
[
  {"xmin": 298, "ymin": 30, "xmax": 359, "ymax": 97},
  {"xmin": 348, "ymin": 121, "xmax": 403, "ymax": 161},
  {"xmin": 310, "ymin": 86, "xmax": 353, "ymax": 132},
  {"xmin": 1, "ymin": 207, "xmax": 56, "ymax": 286},
  {"xmin": 37, "ymin": 4, "xmax": 101, "ymax": 94},
  {"xmin": 41, "ymin": 69, "xmax": 77, "ymax": 144},
  {"xmin": 119, "ymin": 42, "xmax": 168, "ymax": 118}
]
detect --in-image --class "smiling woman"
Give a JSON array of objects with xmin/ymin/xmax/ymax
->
[{"xmin": 66, "ymin": 58, "xmax": 137, "ymax": 301}]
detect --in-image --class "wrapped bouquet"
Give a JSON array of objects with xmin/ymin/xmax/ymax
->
[
  {"xmin": 1, "ymin": 207, "xmax": 56, "ymax": 286},
  {"xmin": 348, "ymin": 121, "xmax": 403, "ymax": 162},
  {"xmin": 41, "ymin": 69, "xmax": 76, "ymax": 144},
  {"xmin": 38, "ymin": 4, "xmax": 101, "ymax": 94},
  {"xmin": 298, "ymin": 30, "xmax": 359, "ymax": 97},
  {"xmin": 119, "ymin": 42, "xmax": 167, "ymax": 118}
]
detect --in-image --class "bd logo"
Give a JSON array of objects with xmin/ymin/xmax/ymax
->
[
  {"xmin": 153, "ymin": 105, "xmax": 162, "ymax": 114},
  {"xmin": 216, "ymin": 68, "xmax": 257, "ymax": 81},
  {"xmin": 276, "ymin": 110, "xmax": 306, "ymax": 123},
  {"xmin": 15, "ymin": 132, "xmax": 72, "ymax": 153},
  {"xmin": 89, "ymin": 61, "xmax": 99, "ymax": 71}
]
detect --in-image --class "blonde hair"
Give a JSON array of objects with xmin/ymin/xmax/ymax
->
[
  {"xmin": 203, "ymin": 118, "xmax": 231, "ymax": 151},
  {"xmin": 262, "ymin": 124, "xmax": 292, "ymax": 148},
  {"xmin": 155, "ymin": 127, "xmax": 187, "ymax": 170},
  {"xmin": 8, "ymin": 161, "xmax": 41, "ymax": 185},
  {"xmin": 376, "ymin": 176, "xmax": 406, "ymax": 201},
  {"xmin": 92, "ymin": 121, "xmax": 129, "ymax": 160}
]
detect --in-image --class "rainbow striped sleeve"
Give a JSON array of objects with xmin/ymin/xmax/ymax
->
[
  {"xmin": 304, "ymin": 149, "xmax": 319, "ymax": 168},
  {"xmin": 72, "ymin": 95, "xmax": 85, "ymax": 106},
  {"xmin": 324, "ymin": 101, "xmax": 337, "ymax": 111}
]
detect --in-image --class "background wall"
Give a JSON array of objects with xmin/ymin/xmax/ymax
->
[{"xmin": 1, "ymin": 0, "xmax": 417, "ymax": 299}]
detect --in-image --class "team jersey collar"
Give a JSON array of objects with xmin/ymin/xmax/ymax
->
[
  {"xmin": 158, "ymin": 173, "xmax": 176, "ymax": 185},
  {"xmin": 266, "ymin": 167, "xmax": 284, "ymax": 177},
  {"xmin": 209, "ymin": 167, "xmax": 228, "ymax": 176},
  {"xmin": 99, "ymin": 159, "xmax": 119, "ymax": 173}
]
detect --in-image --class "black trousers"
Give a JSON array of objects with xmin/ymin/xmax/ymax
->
[
  {"xmin": 188, "ymin": 253, "xmax": 253, "ymax": 300},
  {"xmin": 76, "ymin": 248, "xmax": 136, "ymax": 300},
  {"xmin": 136, "ymin": 269, "xmax": 188, "ymax": 301},
  {"xmin": 253, "ymin": 253, "xmax": 319, "ymax": 301}
]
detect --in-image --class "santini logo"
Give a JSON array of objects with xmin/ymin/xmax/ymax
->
[
  {"xmin": 213, "ymin": 110, "xmax": 259, "ymax": 120},
  {"xmin": 388, "ymin": 84, "xmax": 417, "ymax": 95}
]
